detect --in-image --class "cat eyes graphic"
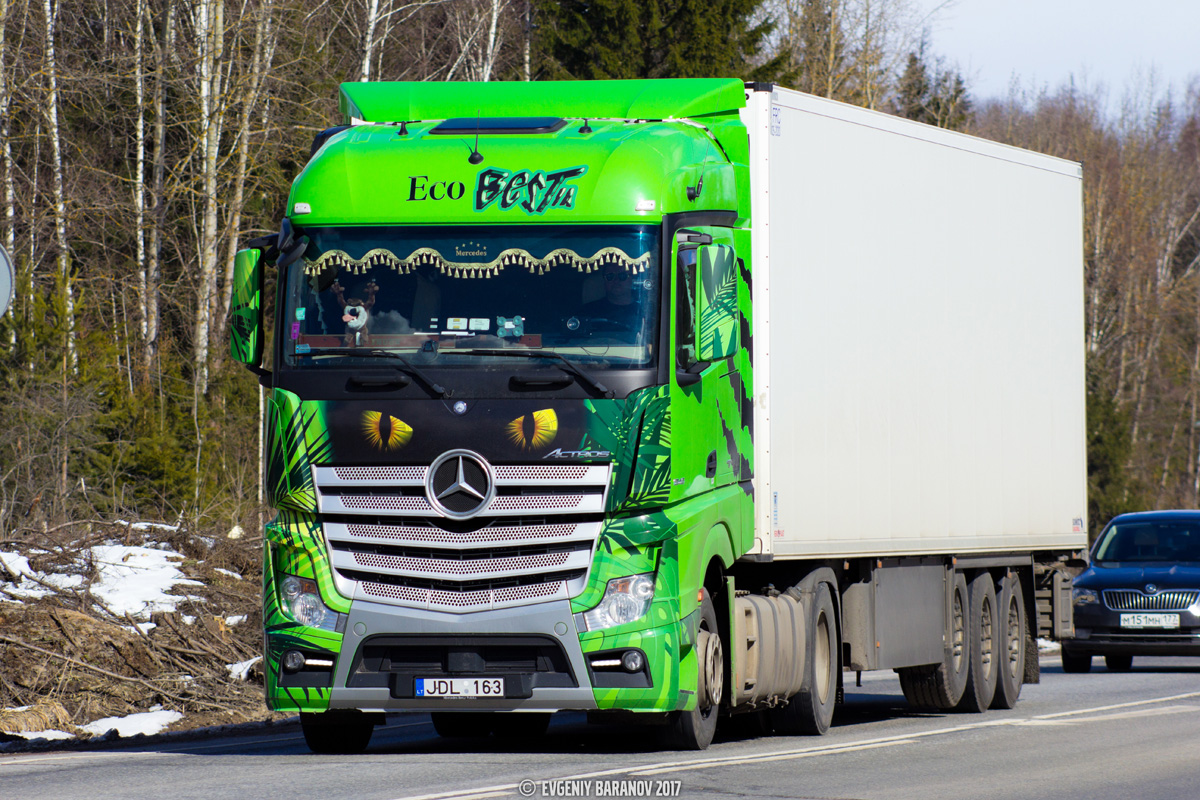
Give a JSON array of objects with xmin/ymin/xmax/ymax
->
[
  {"xmin": 506, "ymin": 408, "xmax": 559, "ymax": 450},
  {"xmin": 361, "ymin": 410, "xmax": 413, "ymax": 451},
  {"xmin": 360, "ymin": 408, "xmax": 558, "ymax": 451}
]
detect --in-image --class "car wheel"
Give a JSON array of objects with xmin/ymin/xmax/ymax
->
[
  {"xmin": 991, "ymin": 573, "xmax": 1027, "ymax": 709},
  {"xmin": 1105, "ymin": 654, "xmax": 1133, "ymax": 672},
  {"xmin": 1061, "ymin": 651, "xmax": 1092, "ymax": 673},
  {"xmin": 300, "ymin": 711, "xmax": 376, "ymax": 754},
  {"xmin": 956, "ymin": 573, "xmax": 999, "ymax": 712}
]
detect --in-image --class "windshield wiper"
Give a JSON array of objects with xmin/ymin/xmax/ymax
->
[
  {"xmin": 457, "ymin": 349, "xmax": 615, "ymax": 399},
  {"xmin": 311, "ymin": 348, "xmax": 449, "ymax": 397}
]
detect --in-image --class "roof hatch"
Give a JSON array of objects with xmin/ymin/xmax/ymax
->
[{"xmin": 430, "ymin": 117, "xmax": 567, "ymax": 135}]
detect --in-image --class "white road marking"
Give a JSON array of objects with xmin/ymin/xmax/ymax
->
[{"xmin": 387, "ymin": 689, "xmax": 1200, "ymax": 800}]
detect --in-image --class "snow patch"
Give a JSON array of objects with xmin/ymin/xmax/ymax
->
[
  {"xmin": 89, "ymin": 545, "xmax": 203, "ymax": 620},
  {"xmin": 226, "ymin": 656, "xmax": 261, "ymax": 681},
  {"xmin": 114, "ymin": 520, "xmax": 181, "ymax": 533},
  {"xmin": 82, "ymin": 705, "xmax": 182, "ymax": 738},
  {"xmin": 214, "ymin": 568, "xmax": 243, "ymax": 581},
  {"xmin": 225, "ymin": 615, "xmax": 246, "ymax": 626}
]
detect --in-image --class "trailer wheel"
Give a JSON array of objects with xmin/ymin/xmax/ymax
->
[
  {"xmin": 956, "ymin": 573, "xmax": 998, "ymax": 712},
  {"xmin": 898, "ymin": 572, "xmax": 970, "ymax": 710},
  {"xmin": 990, "ymin": 573, "xmax": 1026, "ymax": 709},
  {"xmin": 300, "ymin": 711, "xmax": 375, "ymax": 754},
  {"xmin": 1060, "ymin": 651, "xmax": 1092, "ymax": 673},
  {"xmin": 432, "ymin": 712, "xmax": 494, "ymax": 738},
  {"xmin": 771, "ymin": 582, "xmax": 838, "ymax": 735},
  {"xmin": 665, "ymin": 588, "xmax": 723, "ymax": 750}
]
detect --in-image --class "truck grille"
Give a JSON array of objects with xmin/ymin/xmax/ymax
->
[
  {"xmin": 312, "ymin": 462, "xmax": 610, "ymax": 613},
  {"xmin": 1103, "ymin": 589, "xmax": 1200, "ymax": 611}
]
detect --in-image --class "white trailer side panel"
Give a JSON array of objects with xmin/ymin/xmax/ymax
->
[{"xmin": 748, "ymin": 86, "xmax": 1088, "ymax": 559}]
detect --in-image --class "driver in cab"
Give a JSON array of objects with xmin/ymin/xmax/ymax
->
[{"xmin": 583, "ymin": 263, "xmax": 643, "ymax": 336}]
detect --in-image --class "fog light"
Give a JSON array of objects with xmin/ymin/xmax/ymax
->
[
  {"xmin": 621, "ymin": 650, "xmax": 645, "ymax": 673},
  {"xmin": 283, "ymin": 650, "xmax": 306, "ymax": 672}
]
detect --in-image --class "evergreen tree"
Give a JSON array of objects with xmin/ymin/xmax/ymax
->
[
  {"xmin": 1086, "ymin": 375, "xmax": 1144, "ymax": 542},
  {"xmin": 535, "ymin": 0, "xmax": 786, "ymax": 82},
  {"xmin": 893, "ymin": 41, "xmax": 971, "ymax": 131}
]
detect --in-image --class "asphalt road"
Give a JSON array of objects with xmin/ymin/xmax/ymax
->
[{"xmin": 4, "ymin": 654, "xmax": 1199, "ymax": 800}]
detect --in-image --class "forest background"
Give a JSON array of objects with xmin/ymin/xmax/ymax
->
[{"xmin": 0, "ymin": 0, "xmax": 1197, "ymax": 732}]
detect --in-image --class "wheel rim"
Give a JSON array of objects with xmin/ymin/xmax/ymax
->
[
  {"xmin": 815, "ymin": 613, "xmax": 832, "ymax": 704},
  {"xmin": 697, "ymin": 625, "xmax": 723, "ymax": 713},
  {"xmin": 951, "ymin": 588, "xmax": 966, "ymax": 672},
  {"xmin": 979, "ymin": 595, "xmax": 994, "ymax": 680},
  {"xmin": 1006, "ymin": 595, "xmax": 1022, "ymax": 679}
]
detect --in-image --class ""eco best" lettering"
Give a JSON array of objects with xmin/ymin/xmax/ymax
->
[{"xmin": 474, "ymin": 165, "xmax": 587, "ymax": 214}]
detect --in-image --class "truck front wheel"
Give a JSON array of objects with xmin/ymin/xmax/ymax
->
[
  {"xmin": 300, "ymin": 711, "xmax": 376, "ymax": 754},
  {"xmin": 665, "ymin": 588, "xmax": 723, "ymax": 750}
]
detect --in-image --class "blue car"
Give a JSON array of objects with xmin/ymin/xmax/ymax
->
[{"xmin": 1063, "ymin": 510, "xmax": 1200, "ymax": 673}]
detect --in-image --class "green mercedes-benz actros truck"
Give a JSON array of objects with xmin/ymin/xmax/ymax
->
[{"xmin": 231, "ymin": 79, "xmax": 1087, "ymax": 753}]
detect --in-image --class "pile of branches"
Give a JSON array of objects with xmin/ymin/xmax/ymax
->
[{"xmin": 0, "ymin": 520, "xmax": 272, "ymax": 738}]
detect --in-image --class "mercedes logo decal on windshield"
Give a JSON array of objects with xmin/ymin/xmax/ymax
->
[{"xmin": 425, "ymin": 449, "xmax": 495, "ymax": 519}]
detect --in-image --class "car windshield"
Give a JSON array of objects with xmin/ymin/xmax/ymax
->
[
  {"xmin": 282, "ymin": 225, "xmax": 660, "ymax": 369},
  {"xmin": 1092, "ymin": 521, "xmax": 1200, "ymax": 563}
]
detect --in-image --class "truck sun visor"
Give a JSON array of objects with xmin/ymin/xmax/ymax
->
[{"xmin": 302, "ymin": 245, "xmax": 650, "ymax": 279}]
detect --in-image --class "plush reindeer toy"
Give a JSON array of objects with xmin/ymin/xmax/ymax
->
[{"xmin": 330, "ymin": 279, "xmax": 379, "ymax": 347}]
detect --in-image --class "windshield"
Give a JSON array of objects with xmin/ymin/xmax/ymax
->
[
  {"xmin": 1093, "ymin": 520, "xmax": 1200, "ymax": 563},
  {"xmin": 282, "ymin": 225, "xmax": 660, "ymax": 369}
]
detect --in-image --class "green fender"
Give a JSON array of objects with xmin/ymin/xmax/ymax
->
[{"xmin": 667, "ymin": 484, "xmax": 743, "ymax": 622}]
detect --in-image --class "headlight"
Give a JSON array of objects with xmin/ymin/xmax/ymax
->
[
  {"xmin": 583, "ymin": 573, "xmax": 655, "ymax": 631},
  {"xmin": 1072, "ymin": 587, "xmax": 1099, "ymax": 606},
  {"xmin": 279, "ymin": 574, "xmax": 341, "ymax": 631}
]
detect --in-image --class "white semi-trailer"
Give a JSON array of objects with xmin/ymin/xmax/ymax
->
[{"xmin": 730, "ymin": 84, "xmax": 1085, "ymax": 723}]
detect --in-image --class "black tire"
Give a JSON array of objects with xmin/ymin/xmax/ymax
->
[
  {"xmin": 956, "ymin": 573, "xmax": 999, "ymax": 712},
  {"xmin": 665, "ymin": 588, "xmax": 723, "ymax": 750},
  {"xmin": 991, "ymin": 573, "xmax": 1027, "ymax": 709},
  {"xmin": 1061, "ymin": 650, "xmax": 1092, "ymax": 673},
  {"xmin": 899, "ymin": 572, "xmax": 970, "ymax": 710},
  {"xmin": 772, "ymin": 582, "xmax": 839, "ymax": 735},
  {"xmin": 300, "ymin": 712, "xmax": 375, "ymax": 754},
  {"xmin": 490, "ymin": 713, "xmax": 552, "ymax": 738},
  {"xmin": 431, "ymin": 712, "xmax": 494, "ymax": 738},
  {"xmin": 1105, "ymin": 654, "xmax": 1133, "ymax": 672}
]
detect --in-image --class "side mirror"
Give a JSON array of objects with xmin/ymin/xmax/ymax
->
[
  {"xmin": 0, "ymin": 244, "xmax": 13, "ymax": 318},
  {"xmin": 694, "ymin": 244, "xmax": 738, "ymax": 361},
  {"xmin": 230, "ymin": 248, "xmax": 264, "ymax": 366}
]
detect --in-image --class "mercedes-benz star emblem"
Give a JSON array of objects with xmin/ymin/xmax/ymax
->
[
  {"xmin": 1144, "ymin": 584, "xmax": 1159, "ymax": 595},
  {"xmin": 425, "ymin": 449, "xmax": 495, "ymax": 520}
]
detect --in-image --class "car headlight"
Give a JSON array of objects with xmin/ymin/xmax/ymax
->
[
  {"xmin": 1072, "ymin": 587, "xmax": 1099, "ymax": 606},
  {"xmin": 583, "ymin": 573, "xmax": 655, "ymax": 631},
  {"xmin": 279, "ymin": 574, "xmax": 342, "ymax": 631}
]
